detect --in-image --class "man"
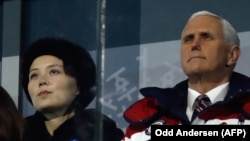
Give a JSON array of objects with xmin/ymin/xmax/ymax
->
[{"xmin": 122, "ymin": 10, "xmax": 250, "ymax": 141}]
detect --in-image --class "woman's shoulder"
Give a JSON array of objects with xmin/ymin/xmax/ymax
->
[
  {"xmin": 78, "ymin": 108, "xmax": 116, "ymax": 124},
  {"xmin": 78, "ymin": 108, "xmax": 124, "ymax": 140}
]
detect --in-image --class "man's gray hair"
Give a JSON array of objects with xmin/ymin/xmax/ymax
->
[{"xmin": 187, "ymin": 10, "xmax": 240, "ymax": 47}]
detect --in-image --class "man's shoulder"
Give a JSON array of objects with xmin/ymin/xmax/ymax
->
[
  {"xmin": 231, "ymin": 72, "xmax": 250, "ymax": 82},
  {"xmin": 123, "ymin": 97, "xmax": 161, "ymax": 124}
]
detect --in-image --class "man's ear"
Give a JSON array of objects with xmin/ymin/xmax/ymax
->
[{"xmin": 227, "ymin": 45, "xmax": 241, "ymax": 67}]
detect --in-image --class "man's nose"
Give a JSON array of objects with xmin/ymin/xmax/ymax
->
[{"xmin": 191, "ymin": 37, "xmax": 201, "ymax": 50}]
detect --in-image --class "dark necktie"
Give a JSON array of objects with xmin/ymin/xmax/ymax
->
[{"xmin": 191, "ymin": 95, "xmax": 211, "ymax": 122}]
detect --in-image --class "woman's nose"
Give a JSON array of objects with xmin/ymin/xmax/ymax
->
[{"xmin": 39, "ymin": 78, "xmax": 49, "ymax": 86}]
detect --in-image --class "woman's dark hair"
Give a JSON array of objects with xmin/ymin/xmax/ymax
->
[
  {"xmin": 0, "ymin": 85, "xmax": 26, "ymax": 141},
  {"xmin": 21, "ymin": 37, "xmax": 96, "ymax": 108}
]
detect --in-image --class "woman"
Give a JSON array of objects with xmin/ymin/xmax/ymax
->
[
  {"xmin": 0, "ymin": 85, "xmax": 27, "ymax": 141},
  {"xmin": 21, "ymin": 37, "xmax": 124, "ymax": 141}
]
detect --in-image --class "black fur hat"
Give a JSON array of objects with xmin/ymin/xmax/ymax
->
[{"xmin": 21, "ymin": 37, "xmax": 96, "ymax": 108}]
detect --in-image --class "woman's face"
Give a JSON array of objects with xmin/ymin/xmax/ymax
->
[{"xmin": 28, "ymin": 55, "xmax": 79, "ymax": 114}]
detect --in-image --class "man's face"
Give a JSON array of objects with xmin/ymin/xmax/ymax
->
[{"xmin": 181, "ymin": 15, "xmax": 231, "ymax": 77}]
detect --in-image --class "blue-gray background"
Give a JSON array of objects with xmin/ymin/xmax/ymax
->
[{"xmin": 1, "ymin": 0, "xmax": 250, "ymax": 132}]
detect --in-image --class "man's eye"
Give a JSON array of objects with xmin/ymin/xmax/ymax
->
[
  {"xmin": 183, "ymin": 36, "xmax": 193, "ymax": 42},
  {"xmin": 201, "ymin": 33, "xmax": 212, "ymax": 40}
]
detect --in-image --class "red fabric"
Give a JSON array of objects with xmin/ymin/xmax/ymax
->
[
  {"xmin": 124, "ymin": 124, "xmax": 147, "ymax": 138},
  {"xmin": 242, "ymin": 97, "xmax": 250, "ymax": 115},
  {"xmin": 124, "ymin": 97, "xmax": 159, "ymax": 123},
  {"xmin": 199, "ymin": 96, "xmax": 250, "ymax": 121},
  {"xmin": 243, "ymin": 102, "xmax": 250, "ymax": 114},
  {"xmin": 123, "ymin": 97, "xmax": 182, "ymax": 138}
]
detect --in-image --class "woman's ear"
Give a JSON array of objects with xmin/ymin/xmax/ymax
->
[
  {"xmin": 76, "ymin": 90, "xmax": 80, "ymax": 95},
  {"xmin": 75, "ymin": 87, "xmax": 80, "ymax": 95},
  {"xmin": 226, "ymin": 45, "xmax": 241, "ymax": 67}
]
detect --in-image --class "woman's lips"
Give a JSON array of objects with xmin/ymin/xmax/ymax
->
[{"xmin": 38, "ymin": 90, "xmax": 51, "ymax": 96}]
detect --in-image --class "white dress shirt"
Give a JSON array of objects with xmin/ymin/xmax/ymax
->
[{"xmin": 186, "ymin": 82, "xmax": 229, "ymax": 121}]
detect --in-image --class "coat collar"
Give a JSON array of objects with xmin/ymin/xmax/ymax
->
[{"xmin": 139, "ymin": 72, "xmax": 250, "ymax": 122}]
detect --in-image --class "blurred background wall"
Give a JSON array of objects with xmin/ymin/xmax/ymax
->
[{"xmin": 1, "ymin": 0, "xmax": 250, "ymax": 132}]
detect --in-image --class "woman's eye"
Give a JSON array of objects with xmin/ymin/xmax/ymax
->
[
  {"xmin": 30, "ymin": 73, "xmax": 38, "ymax": 79},
  {"xmin": 50, "ymin": 69, "xmax": 60, "ymax": 75}
]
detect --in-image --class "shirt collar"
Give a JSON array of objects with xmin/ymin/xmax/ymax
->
[{"xmin": 186, "ymin": 82, "xmax": 229, "ymax": 120}]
